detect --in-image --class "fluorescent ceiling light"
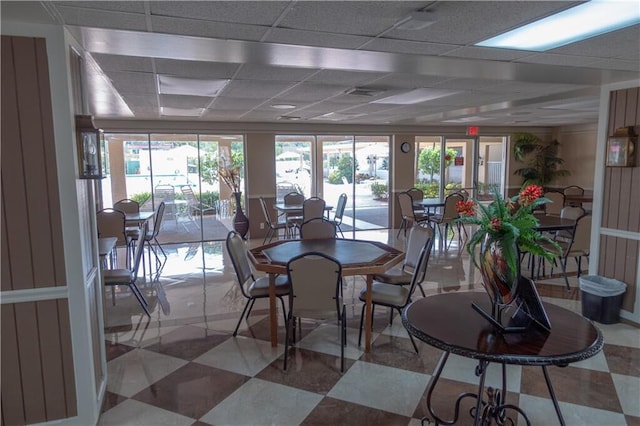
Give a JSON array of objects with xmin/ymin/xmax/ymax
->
[
  {"xmin": 371, "ymin": 88, "xmax": 459, "ymax": 105},
  {"xmin": 397, "ymin": 11, "xmax": 437, "ymax": 31},
  {"xmin": 160, "ymin": 107, "xmax": 204, "ymax": 116},
  {"xmin": 157, "ymin": 75, "xmax": 229, "ymax": 97},
  {"xmin": 477, "ymin": 0, "xmax": 640, "ymax": 51},
  {"xmin": 442, "ymin": 116, "xmax": 490, "ymax": 123},
  {"xmin": 271, "ymin": 104, "xmax": 297, "ymax": 109}
]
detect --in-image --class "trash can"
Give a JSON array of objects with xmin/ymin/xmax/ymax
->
[{"xmin": 579, "ymin": 275, "xmax": 627, "ymax": 324}]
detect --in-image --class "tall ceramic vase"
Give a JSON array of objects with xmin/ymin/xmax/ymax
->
[
  {"xmin": 232, "ymin": 192, "xmax": 249, "ymax": 239},
  {"xmin": 478, "ymin": 233, "xmax": 520, "ymax": 322}
]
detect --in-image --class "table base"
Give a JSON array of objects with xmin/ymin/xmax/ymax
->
[{"xmin": 423, "ymin": 352, "xmax": 566, "ymax": 426}]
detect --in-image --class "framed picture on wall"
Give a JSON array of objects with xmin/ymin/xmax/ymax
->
[{"xmin": 606, "ymin": 127, "xmax": 636, "ymax": 167}]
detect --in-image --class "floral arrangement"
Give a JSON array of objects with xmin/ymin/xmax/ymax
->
[
  {"xmin": 217, "ymin": 156, "xmax": 242, "ymax": 193},
  {"xmin": 456, "ymin": 185, "xmax": 560, "ymax": 275}
]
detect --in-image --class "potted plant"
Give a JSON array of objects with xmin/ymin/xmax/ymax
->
[
  {"xmin": 512, "ymin": 132, "xmax": 570, "ymax": 189},
  {"xmin": 456, "ymin": 185, "xmax": 560, "ymax": 323}
]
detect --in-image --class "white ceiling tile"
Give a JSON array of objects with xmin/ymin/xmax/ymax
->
[
  {"xmin": 442, "ymin": 46, "xmax": 532, "ymax": 61},
  {"xmin": 150, "ymin": 15, "xmax": 267, "ymax": 41},
  {"xmin": 54, "ymin": 5, "xmax": 147, "ymax": 31},
  {"xmin": 155, "ymin": 59, "xmax": 239, "ymax": 79},
  {"xmin": 263, "ymin": 28, "xmax": 369, "ymax": 49},
  {"xmin": 276, "ymin": 83, "xmax": 350, "ymax": 102},
  {"xmin": 160, "ymin": 95, "xmax": 212, "ymax": 109},
  {"xmin": 149, "ymin": 1, "xmax": 290, "ymax": 26},
  {"xmin": 54, "ymin": 1, "xmax": 146, "ymax": 14},
  {"xmin": 362, "ymin": 38, "xmax": 458, "ymax": 56},
  {"xmin": 105, "ymin": 71, "xmax": 157, "ymax": 94},
  {"xmin": 235, "ymin": 64, "xmax": 317, "ymax": 82},
  {"xmin": 222, "ymin": 80, "xmax": 294, "ymax": 99},
  {"xmin": 92, "ymin": 53, "xmax": 154, "ymax": 73}
]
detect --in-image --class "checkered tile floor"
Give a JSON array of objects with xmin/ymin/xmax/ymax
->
[{"xmin": 100, "ymin": 233, "xmax": 640, "ymax": 426}]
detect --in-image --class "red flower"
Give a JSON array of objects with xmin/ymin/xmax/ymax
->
[
  {"xmin": 444, "ymin": 154, "xmax": 452, "ymax": 162},
  {"xmin": 519, "ymin": 184, "xmax": 543, "ymax": 206},
  {"xmin": 489, "ymin": 217, "xmax": 502, "ymax": 231},
  {"xmin": 456, "ymin": 200, "xmax": 476, "ymax": 217}
]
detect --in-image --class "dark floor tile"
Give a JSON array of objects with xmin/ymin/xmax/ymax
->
[
  {"xmin": 105, "ymin": 340, "xmax": 136, "ymax": 361},
  {"xmin": 101, "ymin": 391, "xmax": 127, "ymax": 413},
  {"xmin": 535, "ymin": 282, "xmax": 580, "ymax": 300},
  {"xmin": 626, "ymin": 414, "xmax": 640, "ymax": 426},
  {"xmin": 256, "ymin": 348, "xmax": 354, "ymax": 394},
  {"xmin": 361, "ymin": 334, "xmax": 443, "ymax": 374},
  {"xmin": 603, "ymin": 343, "xmax": 640, "ymax": 376},
  {"xmin": 143, "ymin": 325, "xmax": 229, "ymax": 360},
  {"xmin": 191, "ymin": 421, "xmax": 212, "ymax": 426},
  {"xmin": 520, "ymin": 365, "xmax": 622, "ymax": 413},
  {"xmin": 236, "ymin": 314, "xmax": 318, "ymax": 343},
  {"xmin": 132, "ymin": 362, "xmax": 249, "ymax": 419},
  {"xmin": 300, "ymin": 396, "xmax": 410, "ymax": 425},
  {"xmin": 413, "ymin": 377, "xmax": 520, "ymax": 425}
]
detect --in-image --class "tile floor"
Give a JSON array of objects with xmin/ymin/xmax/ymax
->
[{"xmin": 100, "ymin": 230, "xmax": 640, "ymax": 426}]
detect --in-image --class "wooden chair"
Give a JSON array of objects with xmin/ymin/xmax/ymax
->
[
  {"xmin": 563, "ymin": 185, "xmax": 585, "ymax": 207},
  {"xmin": 226, "ymin": 231, "xmax": 290, "ymax": 336},
  {"xmin": 543, "ymin": 191, "xmax": 565, "ymax": 216},
  {"xmin": 284, "ymin": 252, "xmax": 345, "ymax": 372},
  {"xmin": 300, "ymin": 218, "xmax": 337, "ymax": 240},
  {"xmin": 103, "ymin": 222, "xmax": 151, "ymax": 316}
]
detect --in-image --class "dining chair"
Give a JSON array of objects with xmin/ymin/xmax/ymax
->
[
  {"xmin": 138, "ymin": 201, "xmax": 167, "ymax": 281},
  {"xmin": 300, "ymin": 218, "xmax": 337, "ymax": 240},
  {"xmin": 397, "ymin": 191, "xmax": 429, "ymax": 238},
  {"xmin": 284, "ymin": 252, "xmax": 345, "ymax": 372},
  {"xmin": 427, "ymin": 192, "xmax": 465, "ymax": 249},
  {"xmin": 259, "ymin": 196, "xmax": 291, "ymax": 243},
  {"xmin": 154, "ymin": 184, "xmax": 177, "ymax": 225},
  {"xmin": 563, "ymin": 185, "xmax": 585, "ymax": 207},
  {"xmin": 372, "ymin": 223, "xmax": 434, "ymax": 297},
  {"xmin": 226, "ymin": 231, "xmax": 290, "ymax": 336},
  {"xmin": 113, "ymin": 198, "xmax": 142, "ymax": 255},
  {"xmin": 331, "ymin": 193, "xmax": 348, "ymax": 238},
  {"xmin": 180, "ymin": 185, "xmax": 215, "ymax": 228},
  {"xmin": 283, "ymin": 191, "xmax": 305, "ymax": 233},
  {"xmin": 102, "ymin": 222, "xmax": 151, "ymax": 316},
  {"xmin": 407, "ymin": 187, "xmax": 426, "ymax": 215},
  {"xmin": 97, "ymin": 208, "xmax": 131, "ymax": 268},
  {"xmin": 543, "ymin": 191, "xmax": 565, "ymax": 216},
  {"xmin": 557, "ymin": 206, "xmax": 585, "ymax": 241},
  {"xmin": 548, "ymin": 214, "xmax": 592, "ymax": 289},
  {"xmin": 291, "ymin": 197, "xmax": 326, "ymax": 236},
  {"xmin": 357, "ymin": 244, "xmax": 430, "ymax": 354}
]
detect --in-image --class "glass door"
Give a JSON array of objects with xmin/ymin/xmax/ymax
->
[{"xmin": 443, "ymin": 137, "xmax": 475, "ymax": 197}]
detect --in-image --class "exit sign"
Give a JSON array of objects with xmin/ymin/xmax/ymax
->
[{"xmin": 467, "ymin": 126, "xmax": 479, "ymax": 136}]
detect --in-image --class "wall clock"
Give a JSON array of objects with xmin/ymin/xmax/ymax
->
[{"xmin": 400, "ymin": 142, "xmax": 411, "ymax": 153}]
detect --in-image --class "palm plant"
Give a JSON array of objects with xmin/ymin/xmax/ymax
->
[{"xmin": 512, "ymin": 132, "xmax": 570, "ymax": 189}]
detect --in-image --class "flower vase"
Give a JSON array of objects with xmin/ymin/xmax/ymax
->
[
  {"xmin": 232, "ymin": 192, "xmax": 249, "ymax": 238},
  {"xmin": 477, "ymin": 233, "xmax": 520, "ymax": 325}
]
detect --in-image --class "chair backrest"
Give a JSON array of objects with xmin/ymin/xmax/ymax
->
[
  {"xmin": 402, "ymin": 246, "xmax": 430, "ymax": 307},
  {"xmin": 225, "ymin": 231, "xmax": 253, "ymax": 298},
  {"xmin": 113, "ymin": 198, "xmax": 140, "ymax": 214},
  {"xmin": 543, "ymin": 191, "xmax": 565, "ymax": 216},
  {"xmin": 442, "ymin": 193, "xmax": 465, "ymax": 221},
  {"xmin": 407, "ymin": 187, "xmax": 424, "ymax": 203},
  {"xmin": 563, "ymin": 185, "xmax": 584, "ymax": 197},
  {"xmin": 569, "ymin": 214, "xmax": 592, "ymax": 253},
  {"xmin": 333, "ymin": 193, "xmax": 347, "ymax": 224},
  {"xmin": 404, "ymin": 224, "xmax": 434, "ymax": 272},
  {"xmin": 181, "ymin": 185, "xmax": 198, "ymax": 204},
  {"xmin": 300, "ymin": 218, "xmax": 337, "ymax": 240},
  {"xmin": 284, "ymin": 192, "xmax": 304, "ymax": 205},
  {"xmin": 397, "ymin": 192, "xmax": 415, "ymax": 220},
  {"xmin": 131, "ymin": 222, "xmax": 149, "ymax": 280},
  {"xmin": 155, "ymin": 185, "xmax": 175, "ymax": 202},
  {"xmin": 302, "ymin": 197, "xmax": 326, "ymax": 221},
  {"xmin": 149, "ymin": 202, "xmax": 166, "ymax": 239},
  {"xmin": 560, "ymin": 206, "xmax": 585, "ymax": 221},
  {"xmin": 287, "ymin": 252, "xmax": 342, "ymax": 319},
  {"xmin": 96, "ymin": 208, "xmax": 128, "ymax": 247},
  {"xmin": 259, "ymin": 197, "xmax": 275, "ymax": 225}
]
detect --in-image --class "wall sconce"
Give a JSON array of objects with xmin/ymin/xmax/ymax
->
[
  {"xmin": 75, "ymin": 115, "xmax": 103, "ymax": 179},
  {"xmin": 606, "ymin": 126, "xmax": 636, "ymax": 167}
]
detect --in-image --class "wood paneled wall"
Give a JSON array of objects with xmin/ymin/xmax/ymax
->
[
  {"xmin": 1, "ymin": 35, "xmax": 77, "ymax": 424},
  {"xmin": 598, "ymin": 87, "xmax": 640, "ymax": 313}
]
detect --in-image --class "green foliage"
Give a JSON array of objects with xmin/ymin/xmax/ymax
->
[
  {"xmin": 418, "ymin": 147, "xmax": 458, "ymax": 183},
  {"xmin": 336, "ymin": 155, "xmax": 356, "ymax": 183},
  {"xmin": 130, "ymin": 192, "xmax": 151, "ymax": 205},
  {"xmin": 328, "ymin": 170, "xmax": 343, "ymax": 184},
  {"xmin": 512, "ymin": 133, "xmax": 570, "ymax": 188},
  {"xmin": 370, "ymin": 182, "xmax": 388, "ymax": 199},
  {"xmin": 200, "ymin": 191, "xmax": 219, "ymax": 210}
]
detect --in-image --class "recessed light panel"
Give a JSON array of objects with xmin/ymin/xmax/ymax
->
[
  {"xmin": 477, "ymin": 0, "xmax": 640, "ymax": 51},
  {"xmin": 157, "ymin": 75, "xmax": 229, "ymax": 97},
  {"xmin": 371, "ymin": 88, "xmax": 459, "ymax": 105},
  {"xmin": 160, "ymin": 107, "xmax": 204, "ymax": 116}
]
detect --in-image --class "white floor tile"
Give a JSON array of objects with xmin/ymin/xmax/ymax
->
[
  {"xmin": 98, "ymin": 399, "xmax": 194, "ymax": 426},
  {"xmin": 611, "ymin": 373, "xmax": 640, "ymax": 417},
  {"xmin": 518, "ymin": 394, "xmax": 627, "ymax": 426},
  {"xmin": 193, "ymin": 335, "xmax": 284, "ymax": 377},
  {"xmin": 200, "ymin": 377, "xmax": 322, "ymax": 425},
  {"xmin": 570, "ymin": 349, "xmax": 610, "ymax": 372},
  {"xmin": 106, "ymin": 349, "xmax": 188, "ymax": 397},
  {"xmin": 328, "ymin": 360, "xmax": 430, "ymax": 417},
  {"xmin": 295, "ymin": 323, "xmax": 365, "ymax": 360},
  {"xmin": 440, "ymin": 354, "xmax": 522, "ymax": 392}
]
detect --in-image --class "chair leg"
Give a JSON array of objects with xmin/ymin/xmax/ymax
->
[
  {"xmin": 278, "ymin": 296, "xmax": 287, "ymax": 329},
  {"xmin": 337, "ymin": 225, "xmax": 345, "ymax": 238},
  {"xmin": 396, "ymin": 218, "xmax": 406, "ymax": 238},
  {"xmin": 358, "ymin": 303, "xmax": 365, "ymax": 347},
  {"xmin": 417, "ymin": 283, "xmax": 426, "ymax": 298},
  {"xmin": 560, "ymin": 256, "xmax": 570, "ymax": 290},
  {"xmin": 340, "ymin": 304, "xmax": 346, "ymax": 373},
  {"xmin": 129, "ymin": 284, "xmax": 151, "ymax": 317},
  {"xmin": 283, "ymin": 311, "xmax": 292, "ymax": 371},
  {"xmin": 233, "ymin": 298, "xmax": 253, "ymax": 337},
  {"xmin": 246, "ymin": 298, "xmax": 257, "ymax": 318}
]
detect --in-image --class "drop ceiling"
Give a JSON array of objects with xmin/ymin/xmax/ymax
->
[{"xmin": 2, "ymin": 1, "xmax": 639, "ymax": 127}]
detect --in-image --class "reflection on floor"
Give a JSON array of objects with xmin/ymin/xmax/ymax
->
[{"xmin": 100, "ymin": 230, "xmax": 639, "ymax": 426}]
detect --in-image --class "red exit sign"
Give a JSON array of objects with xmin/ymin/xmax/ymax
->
[{"xmin": 467, "ymin": 126, "xmax": 479, "ymax": 136}]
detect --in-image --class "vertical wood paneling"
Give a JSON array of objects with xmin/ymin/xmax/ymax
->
[
  {"xmin": 631, "ymin": 166, "xmax": 640, "ymax": 233},
  {"xmin": 622, "ymin": 240, "xmax": 638, "ymax": 312},
  {"xmin": 606, "ymin": 169, "xmax": 622, "ymax": 229},
  {"xmin": 617, "ymin": 168, "xmax": 632, "ymax": 230},
  {"xmin": 57, "ymin": 299, "xmax": 77, "ymax": 416},
  {"xmin": 1, "ymin": 202, "xmax": 12, "ymax": 292},
  {"xmin": 1, "ymin": 305, "xmax": 25, "ymax": 425},
  {"xmin": 37, "ymin": 300, "xmax": 68, "ymax": 420},
  {"xmin": 601, "ymin": 167, "xmax": 611, "ymax": 227},
  {"xmin": 15, "ymin": 302, "xmax": 46, "ymax": 423},
  {"xmin": 624, "ymin": 88, "xmax": 638, "ymax": 126}
]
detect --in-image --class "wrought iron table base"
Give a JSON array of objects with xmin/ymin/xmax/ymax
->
[{"xmin": 422, "ymin": 352, "xmax": 566, "ymax": 426}]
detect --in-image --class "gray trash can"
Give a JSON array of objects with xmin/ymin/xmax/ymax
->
[{"xmin": 579, "ymin": 275, "xmax": 627, "ymax": 324}]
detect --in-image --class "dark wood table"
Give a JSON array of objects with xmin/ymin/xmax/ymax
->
[
  {"xmin": 534, "ymin": 213, "xmax": 575, "ymax": 232},
  {"xmin": 249, "ymin": 238, "xmax": 403, "ymax": 352},
  {"xmin": 402, "ymin": 292, "xmax": 603, "ymax": 426},
  {"xmin": 125, "ymin": 211, "xmax": 155, "ymax": 227}
]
